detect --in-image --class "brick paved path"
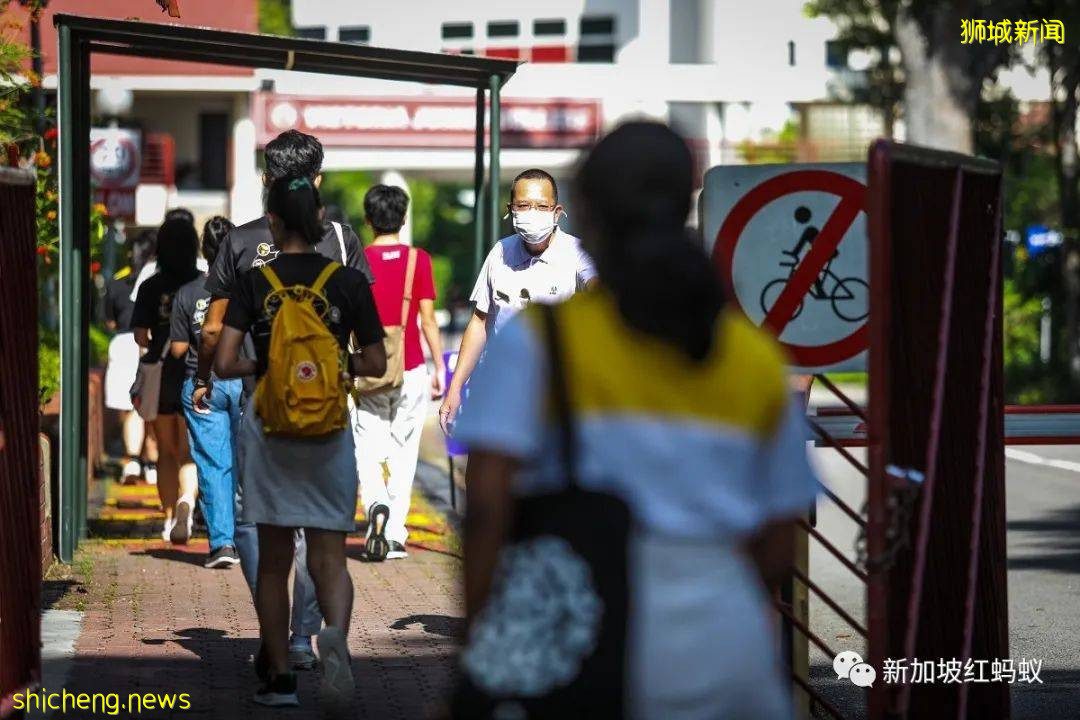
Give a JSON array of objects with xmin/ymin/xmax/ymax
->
[{"xmin": 61, "ymin": 535, "xmax": 461, "ymax": 719}]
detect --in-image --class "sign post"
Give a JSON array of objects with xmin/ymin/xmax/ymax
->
[{"xmin": 702, "ymin": 163, "xmax": 868, "ymax": 373}]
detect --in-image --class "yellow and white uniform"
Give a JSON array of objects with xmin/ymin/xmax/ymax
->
[{"xmin": 454, "ymin": 290, "xmax": 819, "ymax": 719}]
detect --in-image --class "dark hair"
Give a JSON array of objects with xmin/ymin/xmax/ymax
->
[
  {"xmin": 363, "ymin": 184, "xmax": 409, "ymax": 235},
  {"xmin": 164, "ymin": 207, "xmax": 195, "ymax": 226},
  {"xmin": 156, "ymin": 218, "xmax": 200, "ymax": 282},
  {"xmin": 575, "ymin": 122, "xmax": 723, "ymax": 361},
  {"xmin": 201, "ymin": 216, "xmax": 234, "ymax": 268},
  {"xmin": 266, "ymin": 175, "xmax": 323, "ymax": 246},
  {"xmin": 129, "ymin": 228, "xmax": 157, "ymax": 279},
  {"xmin": 265, "ymin": 130, "xmax": 324, "ymax": 182},
  {"xmin": 512, "ymin": 168, "xmax": 558, "ymax": 203}
]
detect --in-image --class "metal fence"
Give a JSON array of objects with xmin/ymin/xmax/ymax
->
[{"xmin": 0, "ymin": 167, "xmax": 42, "ymax": 718}]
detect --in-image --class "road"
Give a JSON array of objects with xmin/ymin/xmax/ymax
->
[{"xmin": 807, "ymin": 442, "xmax": 1080, "ymax": 719}]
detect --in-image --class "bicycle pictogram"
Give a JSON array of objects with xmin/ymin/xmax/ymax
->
[{"xmin": 759, "ymin": 206, "xmax": 869, "ymax": 323}]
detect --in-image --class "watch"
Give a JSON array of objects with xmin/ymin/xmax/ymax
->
[{"xmin": 193, "ymin": 376, "xmax": 211, "ymax": 389}]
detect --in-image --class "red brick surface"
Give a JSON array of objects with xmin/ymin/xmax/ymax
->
[{"xmin": 63, "ymin": 539, "xmax": 462, "ymax": 719}]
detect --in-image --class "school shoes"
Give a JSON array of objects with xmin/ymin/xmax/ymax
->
[
  {"xmin": 121, "ymin": 459, "xmax": 141, "ymax": 485},
  {"xmin": 363, "ymin": 502, "xmax": 390, "ymax": 562},
  {"xmin": 253, "ymin": 672, "xmax": 299, "ymax": 708},
  {"xmin": 386, "ymin": 541, "xmax": 408, "ymax": 560},
  {"xmin": 204, "ymin": 545, "xmax": 240, "ymax": 569},
  {"xmin": 317, "ymin": 627, "xmax": 354, "ymax": 718},
  {"xmin": 170, "ymin": 499, "xmax": 193, "ymax": 545}
]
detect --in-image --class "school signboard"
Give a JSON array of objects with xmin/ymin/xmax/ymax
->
[{"xmin": 701, "ymin": 163, "xmax": 869, "ymax": 374}]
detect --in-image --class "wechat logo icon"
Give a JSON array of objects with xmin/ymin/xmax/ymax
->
[{"xmin": 834, "ymin": 650, "xmax": 876, "ymax": 688}]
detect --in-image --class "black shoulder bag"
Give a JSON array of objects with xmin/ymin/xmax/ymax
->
[{"xmin": 452, "ymin": 304, "xmax": 631, "ymax": 719}]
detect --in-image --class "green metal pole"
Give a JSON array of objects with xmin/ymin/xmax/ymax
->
[
  {"xmin": 57, "ymin": 24, "xmax": 90, "ymax": 561},
  {"xmin": 473, "ymin": 87, "xmax": 485, "ymax": 279},
  {"xmin": 488, "ymin": 74, "xmax": 501, "ymax": 251}
]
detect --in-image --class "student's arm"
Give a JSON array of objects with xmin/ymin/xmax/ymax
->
[
  {"xmin": 349, "ymin": 341, "xmax": 387, "ymax": 378},
  {"xmin": 192, "ymin": 297, "xmax": 228, "ymax": 413},
  {"xmin": 213, "ymin": 326, "xmax": 256, "ymax": 379},
  {"xmin": 419, "ymin": 298, "xmax": 446, "ymax": 398},
  {"xmin": 170, "ymin": 341, "xmax": 190, "ymax": 360},
  {"xmin": 439, "ymin": 309, "xmax": 487, "ymax": 434},
  {"xmin": 463, "ymin": 449, "xmax": 517, "ymax": 625},
  {"xmin": 133, "ymin": 327, "xmax": 151, "ymax": 348}
]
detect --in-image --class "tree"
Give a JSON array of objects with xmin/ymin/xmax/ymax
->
[{"xmin": 806, "ymin": 0, "xmax": 1021, "ymax": 152}]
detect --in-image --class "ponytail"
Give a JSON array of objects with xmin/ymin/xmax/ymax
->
[
  {"xmin": 266, "ymin": 175, "xmax": 323, "ymax": 246},
  {"xmin": 576, "ymin": 122, "xmax": 723, "ymax": 361}
]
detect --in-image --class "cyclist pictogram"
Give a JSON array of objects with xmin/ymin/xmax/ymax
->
[{"xmin": 759, "ymin": 206, "xmax": 869, "ymax": 323}]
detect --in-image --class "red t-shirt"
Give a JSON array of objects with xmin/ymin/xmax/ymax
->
[{"xmin": 364, "ymin": 244, "xmax": 436, "ymax": 371}]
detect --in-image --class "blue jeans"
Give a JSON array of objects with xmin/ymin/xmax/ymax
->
[{"xmin": 182, "ymin": 376, "xmax": 243, "ymax": 551}]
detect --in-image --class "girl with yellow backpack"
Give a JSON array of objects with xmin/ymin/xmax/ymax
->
[{"xmin": 213, "ymin": 175, "xmax": 387, "ymax": 712}]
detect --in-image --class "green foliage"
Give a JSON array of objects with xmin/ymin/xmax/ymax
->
[
  {"xmin": 1003, "ymin": 277, "xmax": 1049, "ymax": 403},
  {"xmin": 38, "ymin": 331, "xmax": 59, "ymax": 405},
  {"xmin": 430, "ymin": 254, "xmax": 452, "ymax": 310},
  {"xmin": 738, "ymin": 120, "xmax": 802, "ymax": 164},
  {"xmin": 320, "ymin": 172, "xmax": 482, "ymax": 302},
  {"xmin": 257, "ymin": 0, "xmax": 293, "ymax": 37}
]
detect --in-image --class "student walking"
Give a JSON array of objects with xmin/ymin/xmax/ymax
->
[
  {"xmin": 351, "ymin": 185, "xmax": 445, "ymax": 562},
  {"xmin": 451, "ymin": 123, "xmax": 819, "ymax": 719},
  {"xmin": 196, "ymin": 130, "xmax": 374, "ymax": 668},
  {"xmin": 213, "ymin": 175, "xmax": 386, "ymax": 710},
  {"xmin": 169, "ymin": 216, "xmax": 243, "ymax": 569},
  {"xmin": 439, "ymin": 168, "xmax": 596, "ymax": 433},
  {"xmin": 104, "ymin": 229, "xmax": 157, "ymax": 485},
  {"xmin": 131, "ymin": 218, "xmax": 201, "ymax": 544}
]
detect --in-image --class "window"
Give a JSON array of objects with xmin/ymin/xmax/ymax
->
[
  {"xmin": 295, "ymin": 26, "xmax": 326, "ymax": 40},
  {"xmin": 534, "ymin": 19, "xmax": 566, "ymax": 36},
  {"xmin": 488, "ymin": 21, "xmax": 519, "ymax": 38},
  {"xmin": 339, "ymin": 25, "xmax": 371, "ymax": 44},
  {"xmin": 442, "ymin": 22, "xmax": 473, "ymax": 40},
  {"xmin": 580, "ymin": 16, "xmax": 615, "ymax": 35},
  {"xmin": 788, "ymin": 40, "xmax": 796, "ymax": 66},
  {"xmin": 578, "ymin": 44, "xmax": 615, "ymax": 62},
  {"xmin": 825, "ymin": 40, "xmax": 847, "ymax": 69}
]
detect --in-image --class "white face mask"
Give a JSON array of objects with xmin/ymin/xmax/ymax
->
[{"xmin": 511, "ymin": 208, "xmax": 559, "ymax": 245}]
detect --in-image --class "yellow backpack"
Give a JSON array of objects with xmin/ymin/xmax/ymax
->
[{"xmin": 254, "ymin": 262, "xmax": 348, "ymax": 437}]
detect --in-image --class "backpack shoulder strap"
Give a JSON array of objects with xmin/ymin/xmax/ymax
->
[
  {"xmin": 259, "ymin": 264, "xmax": 284, "ymax": 292},
  {"xmin": 400, "ymin": 248, "xmax": 418, "ymax": 326},
  {"xmin": 311, "ymin": 261, "xmax": 341, "ymax": 296}
]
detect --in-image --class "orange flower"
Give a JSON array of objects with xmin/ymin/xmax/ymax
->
[
  {"xmin": 93, "ymin": 203, "xmax": 107, "ymax": 215},
  {"xmin": 46, "ymin": 210, "xmax": 57, "ymax": 221},
  {"xmin": 33, "ymin": 151, "xmax": 51, "ymax": 168}
]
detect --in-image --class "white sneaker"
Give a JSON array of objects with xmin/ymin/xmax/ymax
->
[
  {"xmin": 121, "ymin": 459, "xmax": 141, "ymax": 485},
  {"xmin": 170, "ymin": 499, "xmax": 193, "ymax": 544},
  {"xmin": 144, "ymin": 463, "xmax": 157, "ymax": 486},
  {"xmin": 161, "ymin": 517, "xmax": 176, "ymax": 542},
  {"xmin": 317, "ymin": 627, "xmax": 354, "ymax": 717}
]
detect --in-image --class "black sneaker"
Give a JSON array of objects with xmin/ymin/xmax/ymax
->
[
  {"xmin": 386, "ymin": 541, "xmax": 408, "ymax": 560},
  {"xmin": 205, "ymin": 545, "xmax": 240, "ymax": 569},
  {"xmin": 363, "ymin": 503, "xmax": 390, "ymax": 562},
  {"xmin": 253, "ymin": 672, "xmax": 298, "ymax": 707}
]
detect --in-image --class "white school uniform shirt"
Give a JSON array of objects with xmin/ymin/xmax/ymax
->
[{"xmin": 469, "ymin": 229, "xmax": 596, "ymax": 336}]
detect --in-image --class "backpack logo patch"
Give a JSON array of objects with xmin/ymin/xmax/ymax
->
[{"xmin": 296, "ymin": 361, "xmax": 318, "ymax": 383}]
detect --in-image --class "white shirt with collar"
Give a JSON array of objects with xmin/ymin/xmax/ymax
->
[{"xmin": 469, "ymin": 229, "xmax": 596, "ymax": 335}]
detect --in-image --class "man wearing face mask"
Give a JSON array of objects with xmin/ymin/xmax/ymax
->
[{"xmin": 439, "ymin": 168, "xmax": 596, "ymax": 433}]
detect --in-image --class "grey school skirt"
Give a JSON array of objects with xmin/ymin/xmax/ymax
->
[{"xmin": 236, "ymin": 401, "xmax": 359, "ymax": 532}]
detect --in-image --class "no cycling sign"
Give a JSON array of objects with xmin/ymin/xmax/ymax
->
[{"xmin": 701, "ymin": 163, "xmax": 869, "ymax": 373}]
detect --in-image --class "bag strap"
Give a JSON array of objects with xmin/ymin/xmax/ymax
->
[
  {"xmin": 259, "ymin": 264, "xmax": 284, "ymax": 292},
  {"xmin": 311, "ymin": 261, "xmax": 341, "ymax": 296},
  {"xmin": 539, "ymin": 304, "xmax": 578, "ymax": 486},
  {"xmin": 332, "ymin": 221, "xmax": 347, "ymax": 264},
  {"xmin": 399, "ymin": 248, "xmax": 418, "ymax": 327}
]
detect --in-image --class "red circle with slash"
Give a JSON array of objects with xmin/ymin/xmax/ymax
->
[{"xmin": 713, "ymin": 170, "xmax": 868, "ymax": 368}]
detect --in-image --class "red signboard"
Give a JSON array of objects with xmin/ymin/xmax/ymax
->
[{"xmin": 253, "ymin": 94, "xmax": 602, "ymax": 149}]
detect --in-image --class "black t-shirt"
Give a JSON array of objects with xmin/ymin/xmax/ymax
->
[
  {"xmin": 131, "ymin": 271, "xmax": 199, "ymax": 363},
  {"xmin": 104, "ymin": 269, "xmax": 136, "ymax": 332},
  {"xmin": 169, "ymin": 274, "xmax": 213, "ymax": 376},
  {"xmin": 223, "ymin": 253, "xmax": 385, "ymax": 379},
  {"xmin": 205, "ymin": 216, "xmax": 374, "ymax": 300}
]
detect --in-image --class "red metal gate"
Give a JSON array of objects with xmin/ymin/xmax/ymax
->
[
  {"xmin": 0, "ymin": 167, "xmax": 43, "ymax": 717},
  {"xmin": 866, "ymin": 140, "xmax": 1008, "ymax": 720}
]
